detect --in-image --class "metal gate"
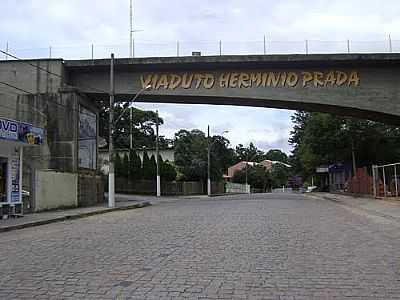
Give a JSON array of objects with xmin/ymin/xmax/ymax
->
[{"xmin": 372, "ymin": 163, "xmax": 400, "ymax": 198}]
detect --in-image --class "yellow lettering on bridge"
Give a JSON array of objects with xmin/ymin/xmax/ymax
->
[{"xmin": 140, "ymin": 71, "xmax": 360, "ymax": 90}]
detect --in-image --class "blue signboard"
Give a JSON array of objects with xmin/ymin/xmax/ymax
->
[
  {"xmin": 10, "ymin": 158, "xmax": 20, "ymax": 203},
  {"xmin": 0, "ymin": 118, "xmax": 19, "ymax": 141},
  {"xmin": 0, "ymin": 118, "xmax": 44, "ymax": 145}
]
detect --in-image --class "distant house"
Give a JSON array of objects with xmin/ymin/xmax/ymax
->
[
  {"xmin": 227, "ymin": 161, "xmax": 257, "ymax": 179},
  {"xmin": 315, "ymin": 162, "xmax": 353, "ymax": 192},
  {"xmin": 329, "ymin": 162, "xmax": 353, "ymax": 192},
  {"xmin": 225, "ymin": 159, "xmax": 291, "ymax": 181}
]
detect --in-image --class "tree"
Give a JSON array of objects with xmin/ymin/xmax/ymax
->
[
  {"xmin": 115, "ymin": 153, "xmax": 123, "ymax": 177},
  {"xmin": 235, "ymin": 142, "xmax": 264, "ymax": 162},
  {"xmin": 142, "ymin": 151, "xmax": 153, "ymax": 180},
  {"xmin": 270, "ymin": 164, "xmax": 290, "ymax": 187},
  {"xmin": 210, "ymin": 135, "xmax": 237, "ymax": 179},
  {"xmin": 149, "ymin": 155, "xmax": 157, "ymax": 179},
  {"xmin": 232, "ymin": 165, "xmax": 271, "ymax": 191},
  {"xmin": 264, "ymin": 149, "xmax": 288, "ymax": 163},
  {"xmin": 128, "ymin": 150, "xmax": 142, "ymax": 180},
  {"xmin": 160, "ymin": 158, "xmax": 177, "ymax": 181},
  {"xmin": 174, "ymin": 129, "xmax": 235, "ymax": 182},
  {"xmin": 121, "ymin": 153, "xmax": 130, "ymax": 177},
  {"xmin": 98, "ymin": 101, "xmax": 167, "ymax": 149},
  {"xmin": 174, "ymin": 129, "xmax": 208, "ymax": 181},
  {"xmin": 289, "ymin": 110, "xmax": 400, "ymax": 180}
]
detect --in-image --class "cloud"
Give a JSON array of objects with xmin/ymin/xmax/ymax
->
[{"xmin": 2, "ymin": 0, "xmax": 398, "ymax": 154}]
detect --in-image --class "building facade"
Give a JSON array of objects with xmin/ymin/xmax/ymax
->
[{"xmin": 0, "ymin": 59, "xmax": 103, "ymax": 214}]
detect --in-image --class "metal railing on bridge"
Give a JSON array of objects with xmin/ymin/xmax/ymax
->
[{"xmin": 2, "ymin": 37, "xmax": 400, "ymax": 61}]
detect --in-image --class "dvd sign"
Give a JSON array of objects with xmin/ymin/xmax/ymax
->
[
  {"xmin": 0, "ymin": 118, "xmax": 18, "ymax": 141},
  {"xmin": 0, "ymin": 118, "xmax": 44, "ymax": 145}
]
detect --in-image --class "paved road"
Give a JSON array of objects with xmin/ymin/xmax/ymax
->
[{"xmin": 1, "ymin": 193, "xmax": 400, "ymax": 299}]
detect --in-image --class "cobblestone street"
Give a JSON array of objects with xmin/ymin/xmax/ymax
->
[{"xmin": 1, "ymin": 193, "xmax": 400, "ymax": 299}]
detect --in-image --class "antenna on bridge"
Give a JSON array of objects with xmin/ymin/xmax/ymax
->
[
  {"xmin": 129, "ymin": 0, "xmax": 144, "ymax": 58},
  {"xmin": 130, "ymin": 0, "xmax": 133, "ymax": 58}
]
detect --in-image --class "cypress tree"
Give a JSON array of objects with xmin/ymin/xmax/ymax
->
[
  {"xmin": 114, "ymin": 153, "xmax": 123, "ymax": 177},
  {"xmin": 149, "ymin": 155, "xmax": 157, "ymax": 179},
  {"xmin": 122, "ymin": 153, "xmax": 130, "ymax": 178},
  {"xmin": 142, "ymin": 151, "xmax": 152, "ymax": 180},
  {"xmin": 129, "ymin": 150, "xmax": 142, "ymax": 180}
]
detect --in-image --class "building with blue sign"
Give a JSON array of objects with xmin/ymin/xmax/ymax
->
[
  {"xmin": 0, "ymin": 59, "xmax": 103, "ymax": 216},
  {"xmin": 0, "ymin": 118, "xmax": 44, "ymax": 215}
]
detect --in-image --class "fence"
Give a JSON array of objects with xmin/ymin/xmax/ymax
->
[
  {"xmin": 2, "ymin": 38, "xmax": 400, "ymax": 61},
  {"xmin": 347, "ymin": 168, "xmax": 373, "ymax": 195},
  {"xmin": 272, "ymin": 187, "xmax": 293, "ymax": 193},
  {"xmin": 372, "ymin": 163, "xmax": 400, "ymax": 198},
  {"xmin": 226, "ymin": 182, "xmax": 249, "ymax": 194},
  {"xmin": 110, "ymin": 177, "xmax": 205, "ymax": 196}
]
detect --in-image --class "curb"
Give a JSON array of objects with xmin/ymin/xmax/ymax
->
[
  {"xmin": 0, "ymin": 202, "xmax": 151, "ymax": 233},
  {"xmin": 209, "ymin": 193, "xmax": 248, "ymax": 197},
  {"xmin": 305, "ymin": 193, "xmax": 342, "ymax": 203}
]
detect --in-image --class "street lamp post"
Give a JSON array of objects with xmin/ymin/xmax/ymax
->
[
  {"xmin": 108, "ymin": 54, "xmax": 115, "ymax": 208},
  {"xmin": 156, "ymin": 110, "xmax": 160, "ymax": 197},
  {"xmin": 207, "ymin": 125, "xmax": 229, "ymax": 196},
  {"xmin": 108, "ymin": 53, "xmax": 151, "ymax": 207},
  {"xmin": 207, "ymin": 126, "xmax": 211, "ymax": 196}
]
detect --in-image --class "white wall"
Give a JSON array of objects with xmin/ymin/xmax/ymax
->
[
  {"xmin": 34, "ymin": 170, "xmax": 78, "ymax": 212},
  {"xmin": 226, "ymin": 182, "xmax": 249, "ymax": 194}
]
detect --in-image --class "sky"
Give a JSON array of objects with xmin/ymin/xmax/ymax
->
[{"xmin": 2, "ymin": 0, "xmax": 400, "ymax": 153}]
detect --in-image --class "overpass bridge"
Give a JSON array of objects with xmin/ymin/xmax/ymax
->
[
  {"xmin": 2, "ymin": 53, "xmax": 400, "ymax": 124},
  {"xmin": 64, "ymin": 53, "xmax": 400, "ymax": 124}
]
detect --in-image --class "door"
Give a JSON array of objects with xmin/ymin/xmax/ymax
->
[{"xmin": 0, "ymin": 158, "xmax": 7, "ymax": 202}]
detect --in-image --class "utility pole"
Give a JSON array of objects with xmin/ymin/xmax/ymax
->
[
  {"xmin": 130, "ymin": 107, "xmax": 133, "ymax": 150},
  {"xmin": 156, "ymin": 110, "xmax": 160, "ymax": 197},
  {"xmin": 207, "ymin": 125, "xmax": 211, "ymax": 196},
  {"xmin": 108, "ymin": 53, "xmax": 115, "ymax": 208}
]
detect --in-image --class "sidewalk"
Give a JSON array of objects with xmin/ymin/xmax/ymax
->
[
  {"xmin": 307, "ymin": 192, "xmax": 400, "ymax": 222},
  {"xmin": 0, "ymin": 200, "xmax": 151, "ymax": 233},
  {"xmin": 0, "ymin": 193, "xmax": 229, "ymax": 233}
]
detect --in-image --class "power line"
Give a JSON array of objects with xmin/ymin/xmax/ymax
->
[
  {"xmin": 0, "ymin": 88, "xmax": 47, "ymax": 118},
  {"xmin": 0, "ymin": 81, "xmax": 31, "ymax": 94},
  {"xmin": 0, "ymin": 81, "xmax": 97, "ymax": 118}
]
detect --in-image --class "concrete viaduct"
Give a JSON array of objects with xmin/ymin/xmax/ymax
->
[{"xmin": 48, "ymin": 54, "xmax": 400, "ymax": 124}]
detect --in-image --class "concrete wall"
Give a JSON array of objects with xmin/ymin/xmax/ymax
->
[
  {"xmin": 113, "ymin": 178, "xmax": 204, "ymax": 195},
  {"xmin": 0, "ymin": 59, "xmax": 63, "ymax": 94},
  {"xmin": 34, "ymin": 170, "xmax": 78, "ymax": 212},
  {"xmin": 78, "ymin": 174, "xmax": 104, "ymax": 207}
]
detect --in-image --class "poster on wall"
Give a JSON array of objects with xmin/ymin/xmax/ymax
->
[
  {"xmin": 10, "ymin": 157, "xmax": 20, "ymax": 203},
  {"xmin": 19, "ymin": 123, "xmax": 44, "ymax": 145},
  {"xmin": 79, "ymin": 106, "xmax": 97, "ymax": 169}
]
